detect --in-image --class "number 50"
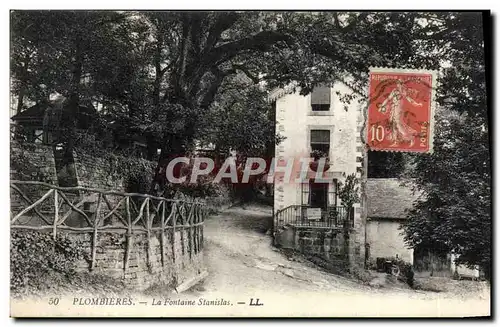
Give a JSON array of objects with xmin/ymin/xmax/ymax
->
[
  {"xmin": 370, "ymin": 125, "xmax": 385, "ymax": 142},
  {"xmin": 48, "ymin": 298, "xmax": 60, "ymax": 305}
]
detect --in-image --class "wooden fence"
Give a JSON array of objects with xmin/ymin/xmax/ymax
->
[{"xmin": 10, "ymin": 180, "xmax": 207, "ymax": 272}]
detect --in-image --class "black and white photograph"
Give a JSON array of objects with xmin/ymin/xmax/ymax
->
[{"xmin": 7, "ymin": 9, "xmax": 492, "ymax": 318}]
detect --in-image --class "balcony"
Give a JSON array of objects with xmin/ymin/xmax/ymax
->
[{"xmin": 275, "ymin": 205, "xmax": 354, "ymax": 230}]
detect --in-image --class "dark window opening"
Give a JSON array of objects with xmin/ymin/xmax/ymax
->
[
  {"xmin": 302, "ymin": 179, "xmax": 338, "ymax": 207},
  {"xmin": 311, "ymin": 86, "xmax": 331, "ymax": 111},
  {"xmin": 310, "ymin": 129, "xmax": 330, "ymax": 156},
  {"xmin": 53, "ymin": 143, "xmax": 78, "ymax": 187},
  {"xmin": 310, "ymin": 180, "xmax": 328, "ymax": 209},
  {"xmin": 311, "ymin": 104, "xmax": 330, "ymax": 111},
  {"xmin": 368, "ymin": 151, "xmax": 405, "ymax": 178}
]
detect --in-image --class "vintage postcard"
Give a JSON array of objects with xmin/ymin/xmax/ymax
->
[{"xmin": 8, "ymin": 10, "xmax": 491, "ymax": 318}]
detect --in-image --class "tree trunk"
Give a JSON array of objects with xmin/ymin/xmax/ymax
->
[
  {"xmin": 66, "ymin": 36, "xmax": 84, "ymax": 151},
  {"xmin": 16, "ymin": 86, "xmax": 25, "ymax": 114},
  {"xmin": 16, "ymin": 54, "xmax": 30, "ymax": 114}
]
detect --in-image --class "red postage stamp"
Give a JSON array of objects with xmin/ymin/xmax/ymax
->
[{"xmin": 367, "ymin": 68, "xmax": 437, "ymax": 153}]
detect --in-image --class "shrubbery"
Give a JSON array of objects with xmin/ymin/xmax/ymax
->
[
  {"xmin": 375, "ymin": 256, "xmax": 415, "ymax": 288},
  {"xmin": 10, "ymin": 230, "xmax": 87, "ymax": 293},
  {"xmin": 10, "ymin": 141, "xmax": 54, "ymax": 183}
]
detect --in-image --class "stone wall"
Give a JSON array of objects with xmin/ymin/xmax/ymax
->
[
  {"xmin": 277, "ymin": 227, "xmax": 349, "ymax": 268},
  {"xmin": 72, "ymin": 150, "xmax": 156, "ymax": 192},
  {"xmin": 11, "ymin": 226, "xmax": 205, "ymax": 291},
  {"xmin": 10, "ymin": 142, "xmax": 157, "ymax": 192},
  {"xmin": 67, "ymin": 227, "xmax": 204, "ymax": 290},
  {"xmin": 10, "ymin": 142, "xmax": 59, "ymax": 214},
  {"xmin": 11, "ymin": 143, "xmax": 208, "ymax": 291},
  {"xmin": 10, "ymin": 142, "xmax": 58, "ymax": 184}
]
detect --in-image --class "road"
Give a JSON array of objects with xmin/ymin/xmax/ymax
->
[
  {"xmin": 184, "ymin": 204, "xmax": 491, "ymax": 317},
  {"xmin": 10, "ymin": 204, "xmax": 491, "ymax": 318}
]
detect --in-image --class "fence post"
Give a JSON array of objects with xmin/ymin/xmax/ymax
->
[
  {"xmin": 180, "ymin": 203, "xmax": 185, "ymax": 256},
  {"xmin": 160, "ymin": 200, "xmax": 166, "ymax": 267},
  {"xmin": 90, "ymin": 193, "xmax": 102, "ymax": 271},
  {"xmin": 124, "ymin": 196, "xmax": 132, "ymax": 272},
  {"xmin": 200, "ymin": 205, "xmax": 204, "ymax": 250},
  {"xmin": 188, "ymin": 204, "xmax": 193, "ymax": 259},
  {"xmin": 193, "ymin": 204, "xmax": 198, "ymax": 254},
  {"xmin": 145, "ymin": 198, "xmax": 152, "ymax": 272},
  {"xmin": 172, "ymin": 202, "xmax": 177, "ymax": 263},
  {"xmin": 53, "ymin": 190, "xmax": 59, "ymax": 240}
]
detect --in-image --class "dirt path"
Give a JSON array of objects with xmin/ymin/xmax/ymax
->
[
  {"xmin": 199, "ymin": 204, "xmax": 372, "ymax": 295},
  {"xmin": 10, "ymin": 204, "xmax": 491, "ymax": 317},
  {"xmin": 184, "ymin": 204, "xmax": 491, "ymax": 317}
]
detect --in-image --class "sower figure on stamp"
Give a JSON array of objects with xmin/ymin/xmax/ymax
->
[{"xmin": 378, "ymin": 79, "xmax": 423, "ymax": 147}]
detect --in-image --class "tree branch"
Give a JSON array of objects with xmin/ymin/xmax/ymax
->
[
  {"xmin": 232, "ymin": 64, "xmax": 260, "ymax": 84},
  {"xmin": 204, "ymin": 12, "xmax": 240, "ymax": 53},
  {"xmin": 199, "ymin": 68, "xmax": 236, "ymax": 109},
  {"xmin": 206, "ymin": 30, "xmax": 292, "ymax": 67}
]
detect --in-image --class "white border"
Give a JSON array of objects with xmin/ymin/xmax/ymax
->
[{"xmin": 1, "ymin": 5, "xmax": 497, "ymax": 326}]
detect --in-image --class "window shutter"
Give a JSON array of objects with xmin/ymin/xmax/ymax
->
[
  {"xmin": 310, "ymin": 130, "xmax": 330, "ymax": 144},
  {"xmin": 301, "ymin": 182, "xmax": 310, "ymax": 206},
  {"xmin": 329, "ymin": 179, "xmax": 338, "ymax": 207},
  {"xmin": 311, "ymin": 86, "xmax": 331, "ymax": 105}
]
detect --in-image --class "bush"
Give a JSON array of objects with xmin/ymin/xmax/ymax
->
[
  {"xmin": 375, "ymin": 256, "xmax": 415, "ymax": 288},
  {"xmin": 10, "ymin": 230, "xmax": 87, "ymax": 293},
  {"xmin": 10, "ymin": 142, "xmax": 53, "ymax": 183},
  {"xmin": 396, "ymin": 260, "xmax": 415, "ymax": 288}
]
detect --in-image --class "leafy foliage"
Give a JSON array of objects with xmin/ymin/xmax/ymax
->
[
  {"xmin": 10, "ymin": 230, "xmax": 87, "ymax": 293},
  {"xmin": 10, "ymin": 12, "xmax": 491, "ymax": 269},
  {"xmin": 197, "ymin": 78, "xmax": 279, "ymax": 157},
  {"xmin": 10, "ymin": 141, "xmax": 53, "ymax": 183},
  {"xmin": 338, "ymin": 174, "xmax": 360, "ymax": 210},
  {"xmin": 368, "ymin": 151, "xmax": 406, "ymax": 178},
  {"xmin": 375, "ymin": 256, "xmax": 415, "ymax": 288},
  {"xmin": 10, "ymin": 11, "xmax": 445, "ymax": 166},
  {"xmin": 401, "ymin": 12, "xmax": 490, "ymax": 278},
  {"xmin": 73, "ymin": 133, "xmax": 156, "ymax": 194}
]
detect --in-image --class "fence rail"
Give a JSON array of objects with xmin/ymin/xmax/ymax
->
[
  {"xmin": 275, "ymin": 205, "xmax": 354, "ymax": 230},
  {"xmin": 10, "ymin": 180, "xmax": 207, "ymax": 272}
]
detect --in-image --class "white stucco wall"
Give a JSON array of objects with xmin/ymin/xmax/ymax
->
[
  {"xmin": 366, "ymin": 219, "xmax": 414, "ymax": 264},
  {"xmin": 450, "ymin": 253, "xmax": 480, "ymax": 278}
]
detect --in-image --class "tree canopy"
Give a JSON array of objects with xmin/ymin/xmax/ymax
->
[
  {"xmin": 10, "ymin": 11, "xmax": 491, "ymax": 273},
  {"xmin": 11, "ymin": 11, "xmax": 446, "ymax": 157},
  {"xmin": 400, "ymin": 12, "xmax": 490, "ymax": 278}
]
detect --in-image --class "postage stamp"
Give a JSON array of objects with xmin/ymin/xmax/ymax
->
[{"xmin": 367, "ymin": 68, "xmax": 437, "ymax": 153}]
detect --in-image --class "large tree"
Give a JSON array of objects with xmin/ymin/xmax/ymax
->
[
  {"xmin": 131, "ymin": 11, "xmax": 445, "ymax": 192},
  {"xmin": 401, "ymin": 12, "xmax": 491, "ymax": 278},
  {"xmin": 12, "ymin": 11, "xmax": 453, "ymax": 190}
]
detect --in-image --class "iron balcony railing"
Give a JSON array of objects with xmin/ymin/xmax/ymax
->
[{"xmin": 275, "ymin": 205, "xmax": 354, "ymax": 229}]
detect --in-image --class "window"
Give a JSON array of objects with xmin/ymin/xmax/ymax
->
[
  {"xmin": 53, "ymin": 143, "xmax": 78, "ymax": 187},
  {"xmin": 310, "ymin": 180, "xmax": 328, "ymax": 209},
  {"xmin": 301, "ymin": 178, "xmax": 338, "ymax": 208},
  {"xmin": 34, "ymin": 130, "xmax": 43, "ymax": 144},
  {"xmin": 329, "ymin": 179, "xmax": 338, "ymax": 207},
  {"xmin": 311, "ymin": 86, "xmax": 331, "ymax": 111},
  {"xmin": 310, "ymin": 129, "xmax": 330, "ymax": 155}
]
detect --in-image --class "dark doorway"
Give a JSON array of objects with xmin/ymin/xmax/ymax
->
[
  {"xmin": 309, "ymin": 180, "xmax": 328, "ymax": 209},
  {"xmin": 53, "ymin": 143, "xmax": 78, "ymax": 187}
]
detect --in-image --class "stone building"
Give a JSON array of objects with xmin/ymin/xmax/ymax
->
[
  {"xmin": 365, "ymin": 178, "xmax": 416, "ymax": 264},
  {"xmin": 365, "ymin": 178, "xmax": 481, "ymax": 279},
  {"xmin": 270, "ymin": 82, "xmax": 366, "ymax": 268}
]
